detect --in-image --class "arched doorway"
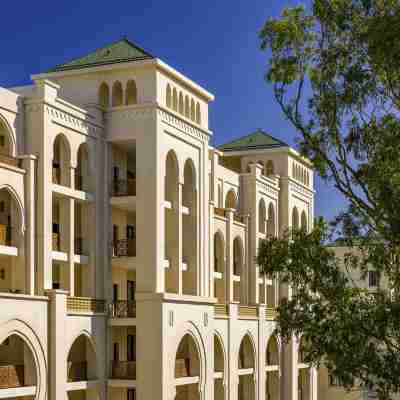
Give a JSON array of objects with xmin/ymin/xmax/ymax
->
[
  {"xmin": 165, "ymin": 151, "xmax": 179, "ymax": 294},
  {"xmin": 214, "ymin": 334, "xmax": 225, "ymax": 400},
  {"xmin": 67, "ymin": 334, "xmax": 97, "ymax": 383},
  {"xmin": 266, "ymin": 336, "xmax": 280, "ymax": 400},
  {"xmin": 175, "ymin": 334, "xmax": 200, "ymax": 400},
  {"xmin": 0, "ymin": 334, "xmax": 37, "ymax": 397},
  {"xmin": 238, "ymin": 335, "xmax": 255, "ymax": 400}
]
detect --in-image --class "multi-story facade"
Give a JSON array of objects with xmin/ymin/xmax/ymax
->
[{"xmin": 0, "ymin": 38, "xmax": 329, "ymax": 400}]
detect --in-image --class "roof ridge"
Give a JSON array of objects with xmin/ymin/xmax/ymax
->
[{"xmin": 219, "ymin": 129, "xmax": 288, "ymax": 148}]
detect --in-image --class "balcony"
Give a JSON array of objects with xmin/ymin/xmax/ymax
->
[
  {"xmin": 67, "ymin": 361, "xmax": 87, "ymax": 383},
  {"xmin": 109, "ymin": 301, "xmax": 136, "ymax": 318},
  {"xmin": 113, "ymin": 239, "xmax": 136, "ymax": 258},
  {"xmin": 112, "ymin": 179, "xmax": 136, "ymax": 197},
  {"xmin": 67, "ymin": 297, "xmax": 106, "ymax": 314},
  {"xmin": 110, "ymin": 361, "xmax": 136, "ymax": 380},
  {"xmin": 0, "ymin": 365, "xmax": 24, "ymax": 389}
]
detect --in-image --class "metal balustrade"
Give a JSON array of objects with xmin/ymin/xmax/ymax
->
[
  {"xmin": 67, "ymin": 297, "xmax": 106, "ymax": 313},
  {"xmin": 109, "ymin": 300, "xmax": 136, "ymax": 318}
]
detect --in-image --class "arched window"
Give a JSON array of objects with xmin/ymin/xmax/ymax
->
[
  {"xmin": 98, "ymin": 82, "xmax": 110, "ymax": 108},
  {"xmin": 179, "ymin": 92, "xmax": 184, "ymax": 114},
  {"xmin": 190, "ymin": 99, "xmax": 196, "ymax": 121},
  {"xmin": 233, "ymin": 237, "xmax": 243, "ymax": 276},
  {"xmin": 165, "ymin": 151, "xmax": 179, "ymax": 294},
  {"xmin": 166, "ymin": 84, "xmax": 172, "ymax": 108},
  {"xmin": 214, "ymin": 334, "xmax": 225, "ymax": 400},
  {"xmin": 0, "ymin": 335, "xmax": 37, "ymax": 389},
  {"xmin": 292, "ymin": 162, "xmax": 295, "ymax": 179},
  {"xmin": 172, "ymin": 88, "xmax": 178, "ymax": 111},
  {"xmin": 53, "ymin": 134, "xmax": 71, "ymax": 187},
  {"xmin": 67, "ymin": 334, "xmax": 97, "ymax": 382},
  {"xmin": 182, "ymin": 159, "xmax": 197, "ymax": 295},
  {"xmin": 292, "ymin": 207, "xmax": 299, "ymax": 230},
  {"xmin": 214, "ymin": 231, "xmax": 225, "ymax": 303},
  {"xmin": 76, "ymin": 143, "xmax": 89, "ymax": 192},
  {"xmin": 125, "ymin": 80, "xmax": 137, "ymax": 105},
  {"xmin": 196, "ymin": 102, "xmax": 201, "ymax": 124},
  {"xmin": 259, "ymin": 199, "xmax": 266, "ymax": 233},
  {"xmin": 225, "ymin": 190, "xmax": 237, "ymax": 210},
  {"xmin": 175, "ymin": 334, "xmax": 201, "ymax": 399},
  {"xmin": 112, "ymin": 81, "xmax": 123, "ymax": 107},
  {"xmin": 267, "ymin": 203, "xmax": 276, "ymax": 237},
  {"xmin": 185, "ymin": 95, "xmax": 190, "ymax": 118},
  {"xmin": 238, "ymin": 335, "xmax": 256, "ymax": 400},
  {"xmin": 266, "ymin": 336, "xmax": 280, "ymax": 400},
  {"xmin": 266, "ymin": 160, "xmax": 274, "ymax": 176},
  {"xmin": 301, "ymin": 211, "xmax": 307, "ymax": 231}
]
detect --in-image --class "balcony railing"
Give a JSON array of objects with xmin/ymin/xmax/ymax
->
[
  {"xmin": 52, "ymin": 233, "xmax": 60, "ymax": 251},
  {"xmin": 239, "ymin": 306, "xmax": 258, "ymax": 318},
  {"xmin": 110, "ymin": 361, "xmax": 136, "ymax": 380},
  {"xmin": 112, "ymin": 179, "xmax": 136, "ymax": 197},
  {"xmin": 67, "ymin": 361, "xmax": 87, "ymax": 382},
  {"xmin": 0, "ymin": 365, "xmax": 24, "ymax": 389},
  {"xmin": 109, "ymin": 301, "xmax": 136, "ymax": 318},
  {"xmin": 0, "ymin": 225, "xmax": 13, "ymax": 246},
  {"xmin": 214, "ymin": 207, "xmax": 226, "ymax": 218},
  {"xmin": 67, "ymin": 297, "xmax": 106, "ymax": 313},
  {"xmin": 113, "ymin": 239, "xmax": 136, "ymax": 257},
  {"xmin": 0, "ymin": 154, "xmax": 19, "ymax": 168}
]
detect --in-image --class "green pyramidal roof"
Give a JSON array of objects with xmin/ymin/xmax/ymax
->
[
  {"xmin": 49, "ymin": 38, "xmax": 154, "ymax": 73},
  {"xmin": 218, "ymin": 129, "xmax": 288, "ymax": 152}
]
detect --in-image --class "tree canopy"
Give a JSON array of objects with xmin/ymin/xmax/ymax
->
[{"xmin": 258, "ymin": 1, "xmax": 400, "ymax": 398}]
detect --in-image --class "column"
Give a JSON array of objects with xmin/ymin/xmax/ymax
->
[
  {"xmin": 226, "ymin": 208, "xmax": 234, "ymax": 302},
  {"xmin": 178, "ymin": 182, "xmax": 183, "ymax": 294}
]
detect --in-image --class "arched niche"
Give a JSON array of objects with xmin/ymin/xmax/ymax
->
[
  {"xmin": 301, "ymin": 211, "xmax": 307, "ymax": 231},
  {"xmin": 195, "ymin": 102, "xmax": 201, "ymax": 125},
  {"xmin": 292, "ymin": 207, "xmax": 299, "ymax": 230},
  {"xmin": 178, "ymin": 92, "xmax": 184, "ymax": 115},
  {"xmin": 172, "ymin": 88, "xmax": 178, "ymax": 111},
  {"xmin": 166, "ymin": 84, "xmax": 172, "ymax": 108},
  {"xmin": 126, "ymin": 80, "xmax": 138, "ymax": 105},
  {"xmin": 233, "ymin": 236, "xmax": 244, "ymax": 303},
  {"xmin": 53, "ymin": 134, "xmax": 71, "ymax": 187},
  {"xmin": 67, "ymin": 334, "xmax": 98, "ymax": 382},
  {"xmin": 267, "ymin": 203, "xmax": 275, "ymax": 237},
  {"xmin": 184, "ymin": 96, "xmax": 190, "ymax": 118},
  {"xmin": 112, "ymin": 81, "xmax": 123, "ymax": 107},
  {"xmin": 98, "ymin": 82, "xmax": 109, "ymax": 108},
  {"xmin": 190, "ymin": 99, "xmax": 196, "ymax": 121}
]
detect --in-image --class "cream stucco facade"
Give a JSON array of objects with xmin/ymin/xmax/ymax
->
[{"xmin": 0, "ymin": 38, "xmax": 341, "ymax": 400}]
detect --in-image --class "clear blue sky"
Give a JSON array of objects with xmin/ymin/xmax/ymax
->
[{"xmin": 0, "ymin": 0, "xmax": 345, "ymax": 220}]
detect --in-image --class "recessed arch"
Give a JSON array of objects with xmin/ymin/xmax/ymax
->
[
  {"xmin": 0, "ymin": 114, "xmax": 16, "ymax": 157},
  {"xmin": 214, "ymin": 231, "xmax": 226, "ymax": 303},
  {"xmin": 166, "ymin": 84, "xmax": 172, "ymax": 108},
  {"xmin": 195, "ymin": 102, "xmax": 201, "ymax": 124},
  {"xmin": 179, "ymin": 92, "xmax": 184, "ymax": 114},
  {"xmin": 225, "ymin": 189, "xmax": 237, "ymax": 210},
  {"xmin": 190, "ymin": 99, "xmax": 196, "ymax": 121},
  {"xmin": 292, "ymin": 206, "xmax": 299, "ymax": 230},
  {"xmin": 238, "ymin": 333, "xmax": 256, "ymax": 400},
  {"xmin": 266, "ymin": 335, "xmax": 280, "ymax": 400},
  {"xmin": 98, "ymin": 82, "xmax": 110, "ymax": 108},
  {"xmin": 76, "ymin": 143, "xmax": 90, "ymax": 192},
  {"xmin": 301, "ymin": 210, "xmax": 307, "ymax": 231},
  {"xmin": 267, "ymin": 203, "xmax": 276, "ymax": 237},
  {"xmin": 258, "ymin": 198, "xmax": 267, "ymax": 234},
  {"xmin": 172, "ymin": 88, "xmax": 178, "ymax": 111},
  {"xmin": 214, "ymin": 332, "xmax": 226, "ymax": 400},
  {"xmin": 266, "ymin": 335, "xmax": 279, "ymax": 366},
  {"xmin": 126, "ymin": 80, "xmax": 138, "ymax": 105},
  {"xmin": 112, "ymin": 81, "xmax": 123, "ymax": 107},
  {"xmin": 185, "ymin": 95, "xmax": 190, "ymax": 118}
]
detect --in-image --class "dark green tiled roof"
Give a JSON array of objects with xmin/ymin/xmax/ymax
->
[
  {"xmin": 49, "ymin": 38, "xmax": 154, "ymax": 73},
  {"xmin": 218, "ymin": 129, "xmax": 288, "ymax": 152}
]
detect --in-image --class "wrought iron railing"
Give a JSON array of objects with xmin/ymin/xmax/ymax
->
[
  {"xmin": 110, "ymin": 361, "xmax": 136, "ymax": 380},
  {"xmin": 109, "ymin": 300, "xmax": 136, "ymax": 318},
  {"xmin": 112, "ymin": 179, "xmax": 136, "ymax": 197}
]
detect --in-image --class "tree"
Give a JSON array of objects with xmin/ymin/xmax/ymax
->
[{"xmin": 258, "ymin": 1, "xmax": 400, "ymax": 398}]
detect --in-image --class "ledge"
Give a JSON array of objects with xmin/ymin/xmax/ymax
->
[
  {"xmin": 135, "ymin": 292, "xmax": 217, "ymax": 305},
  {"xmin": 0, "ymin": 386, "xmax": 36, "ymax": 399},
  {"xmin": 0, "ymin": 292, "xmax": 48, "ymax": 301}
]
